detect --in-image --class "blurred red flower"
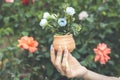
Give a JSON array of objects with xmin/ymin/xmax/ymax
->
[
  {"xmin": 93, "ymin": 43, "xmax": 111, "ymax": 64},
  {"xmin": 18, "ymin": 36, "xmax": 38, "ymax": 53},
  {"xmin": 22, "ymin": 0, "xmax": 35, "ymax": 5},
  {"xmin": 22, "ymin": 0, "xmax": 29, "ymax": 5}
]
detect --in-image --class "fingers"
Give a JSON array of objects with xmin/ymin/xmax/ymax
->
[
  {"xmin": 55, "ymin": 46, "xmax": 62, "ymax": 65},
  {"xmin": 50, "ymin": 45, "xmax": 65, "ymax": 75},
  {"xmin": 62, "ymin": 48, "xmax": 73, "ymax": 78},
  {"xmin": 50, "ymin": 45, "xmax": 55, "ymax": 65},
  {"xmin": 55, "ymin": 46, "xmax": 65, "ymax": 75},
  {"xmin": 62, "ymin": 49, "xmax": 74, "ymax": 78},
  {"xmin": 62, "ymin": 47, "xmax": 69, "ymax": 72},
  {"xmin": 50, "ymin": 45, "xmax": 70, "ymax": 76}
]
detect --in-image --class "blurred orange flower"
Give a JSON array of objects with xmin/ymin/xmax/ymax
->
[
  {"xmin": 93, "ymin": 43, "xmax": 111, "ymax": 64},
  {"xmin": 18, "ymin": 36, "xmax": 38, "ymax": 53}
]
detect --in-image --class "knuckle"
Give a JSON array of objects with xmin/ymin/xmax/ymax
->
[
  {"xmin": 66, "ymin": 68, "xmax": 69, "ymax": 72},
  {"xmin": 55, "ymin": 63, "xmax": 60, "ymax": 67},
  {"xmin": 66, "ymin": 71, "xmax": 74, "ymax": 78},
  {"xmin": 67, "ymin": 75, "xmax": 72, "ymax": 78},
  {"xmin": 66, "ymin": 69, "xmax": 71, "ymax": 75},
  {"xmin": 62, "ymin": 63, "xmax": 65, "ymax": 68},
  {"xmin": 61, "ymin": 62, "xmax": 64, "ymax": 66}
]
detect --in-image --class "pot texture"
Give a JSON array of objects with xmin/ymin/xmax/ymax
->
[{"xmin": 53, "ymin": 34, "xmax": 75, "ymax": 52}]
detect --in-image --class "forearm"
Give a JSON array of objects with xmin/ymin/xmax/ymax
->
[{"xmin": 83, "ymin": 69, "xmax": 120, "ymax": 80}]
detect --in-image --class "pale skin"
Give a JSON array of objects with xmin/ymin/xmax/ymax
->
[{"xmin": 50, "ymin": 45, "xmax": 120, "ymax": 80}]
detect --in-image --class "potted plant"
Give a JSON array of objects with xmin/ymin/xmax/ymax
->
[{"xmin": 39, "ymin": 6, "xmax": 88, "ymax": 52}]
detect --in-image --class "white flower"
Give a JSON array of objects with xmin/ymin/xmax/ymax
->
[
  {"xmin": 43, "ymin": 12, "xmax": 51, "ymax": 19},
  {"xmin": 58, "ymin": 18, "xmax": 67, "ymax": 27},
  {"xmin": 78, "ymin": 11, "xmax": 88, "ymax": 20},
  {"xmin": 66, "ymin": 7, "xmax": 75, "ymax": 16},
  {"xmin": 39, "ymin": 19, "xmax": 48, "ymax": 27}
]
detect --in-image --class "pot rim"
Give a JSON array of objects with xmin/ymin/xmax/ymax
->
[{"xmin": 54, "ymin": 34, "xmax": 73, "ymax": 38}]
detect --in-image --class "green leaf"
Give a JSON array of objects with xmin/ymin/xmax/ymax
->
[
  {"xmin": 25, "ymin": 12, "xmax": 31, "ymax": 18},
  {"xmin": 14, "ymin": 77, "xmax": 19, "ymax": 80},
  {"xmin": 0, "ymin": 15, "xmax": 3, "ymax": 20},
  {"xmin": 21, "ymin": 31, "xmax": 29, "ymax": 36},
  {"xmin": 28, "ymin": 53, "xmax": 33, "ymax": 57},
  {"xmin": 23, "ymin": 78, "xmax": 30, "ymax": 80},
  {"xmin": 3, "ymin": 17, "xmax": 10, "ymax": 24},
  {"xmin": 46, "ymin": 64, "xmax": 54, "ymax": 77},
  {"xmin": 72, "ymin": 52, "xmax": 80, "ymax": 59},
  {"xmin": 100, "ymin": 23, "xmax": 107, "ymax": 28},
  {"xmin": 0, "ymin": 52, "xmax": 3, "ymax": 60}
]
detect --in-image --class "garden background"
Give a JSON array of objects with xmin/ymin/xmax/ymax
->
[{"xmin": 0, "ymin": 0, "xmax": 120, "ymax": 80}]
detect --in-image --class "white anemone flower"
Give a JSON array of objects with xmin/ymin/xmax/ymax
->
[
  {"xmin": 66, "ymin": 7, "xmax": 75, "ymax": 16},
  {"xmin": 39, "ymin": 19, "xmax": 48, "ymax": 27}
]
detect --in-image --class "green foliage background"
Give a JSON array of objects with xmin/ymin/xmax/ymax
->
[{"xmin": 0, "ymin": 0, "xmax": 120, "ymax": 80}]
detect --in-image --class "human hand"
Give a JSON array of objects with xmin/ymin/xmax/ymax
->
[{"xmin": 50, "ymin": 45, "xmax": 88, "ymax": 78}]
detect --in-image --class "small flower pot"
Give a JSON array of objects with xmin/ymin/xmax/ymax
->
[{"xmin": 53, "ymin": 34, "xmax": 76, "ymax": 52}]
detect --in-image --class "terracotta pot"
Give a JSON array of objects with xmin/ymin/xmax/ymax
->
[{"xmin": 53, "ymin": 34, "xmax": 76, "ymax": 52}]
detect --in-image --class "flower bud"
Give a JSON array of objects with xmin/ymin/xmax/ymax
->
[{"xmin": 43, "ymin": 12, "xmax": 51, "ymax": 19}]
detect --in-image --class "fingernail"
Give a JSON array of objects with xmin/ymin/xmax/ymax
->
[
  {"xmin": 64, "ymin": 46, "xmax": 68, "ymax": 53},
  {"xmin": 58, "ymin": 46, "xmax": 62, "ymax": 52},
  {"xmin": 50, "ymin": 44, "xmax": 54, "ymax": 51}
]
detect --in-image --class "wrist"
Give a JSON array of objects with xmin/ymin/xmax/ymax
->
[
  {"xmin": 78, "ymin": 66, "xmax": 88, "ymax": 78},
  {"xmin": 82, "ymin": 67, "xmax": 88, "ymax": 79}
]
